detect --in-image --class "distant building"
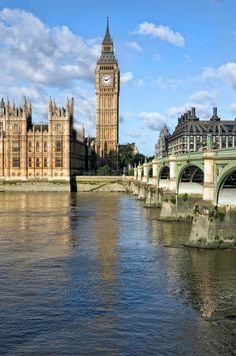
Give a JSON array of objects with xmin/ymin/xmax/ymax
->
[
  {"xmin": 155, "ymin": 125, "xmax": 171, "ymax": 157},
  {"xmin": 156, "ymin": 107, "xmax": 236, "ymax": 156},
  {"xmin": 0, "ymin": 97, "xmax": 86, "ymax": 180}
]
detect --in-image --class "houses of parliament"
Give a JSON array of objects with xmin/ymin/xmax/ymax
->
[{"xmin": 0, "ymin": 20, "xmax": 120, "ymax": 180}]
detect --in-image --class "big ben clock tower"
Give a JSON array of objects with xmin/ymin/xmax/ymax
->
[{"xmin": 95, "ymin": 19, "xmax": 120, "ymax": 168}]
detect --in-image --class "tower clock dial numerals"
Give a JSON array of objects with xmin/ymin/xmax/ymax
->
[{"xmin": 101, "ymin": 74, "xmax": 113, "ymax": 86}]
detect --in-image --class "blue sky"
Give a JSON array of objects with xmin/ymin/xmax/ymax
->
[{"xmin": 0, "ymin": 0, "xmax": 236, "ymax": 155}]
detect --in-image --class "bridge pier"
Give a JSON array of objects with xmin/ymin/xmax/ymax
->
[
  {"xmin": 169, "ymin": 156, "xmax": 177, "ymax": 193},
  {"xmin": 203, "ymin": 151, "xmax": 214, "ymax": 202}
]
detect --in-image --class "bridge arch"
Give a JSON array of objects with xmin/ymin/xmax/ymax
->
[
  {"xmin": 216, "ymin": 165, "xmax": 236, "ymax": 205},
  {"xmin": 158, "ymin": 165, "xmax": 170, "ymax": 189},
  {"xmin": 177, "ymin": 163, "xmax": 204, "ymax": 194}
]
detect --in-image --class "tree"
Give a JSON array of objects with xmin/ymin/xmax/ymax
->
[{"xmin": 97, "ymin": 165, "xmax": 114, "ymax": 176}]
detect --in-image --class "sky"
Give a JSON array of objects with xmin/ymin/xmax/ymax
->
[{"xmin": 0, "ymin": 0, "xmax": 236, "ymax": 155}]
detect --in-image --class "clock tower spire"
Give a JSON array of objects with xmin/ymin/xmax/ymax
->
[{"xmin": 95, "ymin": 19, "xmax": 120, "ymax": 169}]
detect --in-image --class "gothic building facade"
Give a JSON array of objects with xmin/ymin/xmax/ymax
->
[
  {"xmin": 95, "ymin": 19, "xmax": 120, "ymax": 168},
  {"xmin": 0, "ymin": 97, "xmax": 86, "ymax": 180},
  {"xmin": 156, "ymin": 107, "xmax": 236, "ymax": 157}
]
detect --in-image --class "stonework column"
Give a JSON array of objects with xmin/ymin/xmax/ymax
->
[
  {"xmin": 152, "ymin": 159, "xmax": 158, "ymax": 186},
  {"xmin": 169, "ymin": 155, "xmax": 177, "ymax": 192},
  {"xmin": 137, "ymin": 165, "xmax": 142, "ymax": 181},
  {"xmin": 133, "ymin": 166, "xmax": 138, "ymax": 180},
  {"xmin": 203, "ymin": 151, "xmax": 214, "ymax": 202},
  {"xmin": 143, "ymin": 163, "xmax": 149, "ymax": 183}
]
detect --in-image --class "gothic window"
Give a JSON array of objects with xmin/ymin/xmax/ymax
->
[
  {"xmin": 28, "ymin": 157, "xmax": 32, "ymax": 168},
  {"xmin": 56, "ymin": 123, "xmax": 62, "ymax": 132},
  {"xmin": 43, "ymin": 158, "xmax": 47, "ymax": 168},
  {"xmin": 12, "ymin": 141, "xmax": 20, "ymax": 152},
  {"xmin": 228, "ymin": 136, "xmax": 232, "ymax": 147},
  {"xmin": 36, "ymin": 157, "xmax": 40, "ymax": 168},
  {"xmin": 55, "ymin": 140, "xmax": 62, "ymax": 153},
  {"xmin": 13, "ymin": 124, "xmax": 19, "ymax": 133},
  {"xmin": 28, "ymin": 141, "xmax": 32, "ymax": 152},
  {"xmin": 44, "ymin": 142, "xmax": 48, "ymax": 152},
  {"xmin": 36, "ymin": 141, "xmax": 40, "ymax": 153},
  {"xmin": 0, "ymin": 121, "xmax": 3, "ymax": 131},
  {"xmin": 12, "ymin": 157, "xmax": 20, "ymax": 168},
  {"xmin": 55, "ymin": 157, "xmax": 62, "ymax": 168}
]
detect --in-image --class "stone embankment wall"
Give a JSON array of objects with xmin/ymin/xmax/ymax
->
[{"xmin": 0, "ymin": 180, "xmax": 71, "ymax": 192}]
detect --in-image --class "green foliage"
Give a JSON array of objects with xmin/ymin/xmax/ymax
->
[
  {"xmin": 119, "ymin": 144, "xmax": 136, "ymax": 168},
  {"xmin": 128, "ymin": 168, "xmax": 134, "ymax": 176},
  {"xmin": 208, "ymin": 206, "xmax": 225, "ymax": 221},
  {"xmin": 131, "ymin": 153, "xmax": 145, "ymax": 166},
  {"xmin": 183, "ymin": 193, "xmax": 188, "ymax": 201},
  {"xmin": 170, "ymin": 195, "xmax": 176, "ymax": 204},
  {"xmin": 96, "ymin": 165, "xmax": 114, "ymax": 176}
]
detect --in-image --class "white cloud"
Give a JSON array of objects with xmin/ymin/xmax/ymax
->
[
  {"xmin": 156, "ymin": 76, "xmax": 183, "ymax": 91},
  {"xmin": 128, "ymin": 129, "xmax": 142, "ymax": 139},
  {"xmin": 189, "ymin": 90, "xmax": 217, "ymax": 105},
  {"xmin": 135, "ymin": 22, "xmax": 185, "ymax": 47},
  {"xmin": 135, "ymin": 79, "xmax": 144, "ymax": 87},
  {"xmin": 126, "ymin": 41, "xmax": 143, "ymax": 52},
  {"xmin": 0, "ymin": 7, "xmax": 101, "ymax": 133},
  {"xmin": 120, "ymin": 71, "xmax": 133, "ymax": 84},
  {"xmin": 202, "ymin": 62, "xmax": 236, "ymax": 89},
  {"xmin": 138, "ymin": 111, "xmax": 166, "ymax": 131},
  {"xmin": 0, "ymin": 8, "xmax": 100, "ymax": 87}
]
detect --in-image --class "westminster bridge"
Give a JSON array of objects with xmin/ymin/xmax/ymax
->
[{"xmin": 133, "ymin": 148, "xmax": 236, "ymax": 206}]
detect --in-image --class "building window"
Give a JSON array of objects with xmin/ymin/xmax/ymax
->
[
  {"xmin": 44, "ymin": 142, "xmax": 48, "ymax": 152},
  {"xmin": 222, "ymin": 136, "xmax": 226, "ymax": 148},
  {"xmin": 0, "ymin": 121, "xmax": 3, "ymax": 131},
  {"xmin": 36, "ymin": 157, "xmax": 40, "ymax": 168},
  {"xmin": 12, "ymin": 141, "xmax": 20, "ymax": 152},
  {"xmin": 228, "ymin": 136, "xmax": 232, "ymax": 147},
  {"xmin": 56, "ymin": 123, "xmax": 61, "ymax": 132},
  {"xmin": 56, "ymin": 140, "xmax": 62, "ymax": 153},
  {"xmin": 55, "ymin": 157, "xmax": 62, "ymax": 168},
  {"xmin": 12, "ymin": 157, "xmax": 20, "ymax": 168},
  {"xmin": 28, "ymin": 141, "xmax": 32, "ymax": 152},
  {"xmin": 13, "ymin": 124, "xmax": 19, "ymax": 133},
  {"xmin": 28, "ymin": 157, "xmax": 32, "ymax": 168},
  {"xmin": 36, "ymin": 141, "xmax": 40, "ymax": 153},
  {"xmin": 43, "ymin": 157, "xmax": 47, "ymax": 168}
]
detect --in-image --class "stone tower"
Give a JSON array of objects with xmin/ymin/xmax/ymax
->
[{"xmin": 95, "ymin": 19, "xmax": 120, "ymax": 168}]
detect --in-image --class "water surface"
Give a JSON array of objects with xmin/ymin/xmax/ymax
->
[{"xmin": 0, "ymin": 193, "xmax": 235, "ymax": 355}]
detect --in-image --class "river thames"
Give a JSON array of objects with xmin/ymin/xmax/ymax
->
[{"xmin": 0, "ymin": 192, "xmax": 235, "ymax": 355}]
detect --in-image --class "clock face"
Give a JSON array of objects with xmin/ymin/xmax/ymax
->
[{"xmin": 101, "ymin": 74, "xmax": 113, "ymax": 86}]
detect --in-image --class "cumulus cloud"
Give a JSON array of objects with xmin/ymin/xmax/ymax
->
[
  {"xmin": 156, "ymin": 76, "xmax": 183, "ymax": 91},
  {"xmin": 138, "ymin": 111, "xmax": 166, "ymax": 131},
  {"xmin": 189, "ymin": 90, "xmax": 217, "ymax": 105},
  {"xmin": 0, "ymin": 8, "xmax": 100, "ymax": 87},
  {"xmin": 126, "ymin": 41, "xmax": 143, "ymax": 52},
  {"xmin": 0, "ymin": 7, "xmax": 101, "ymax": 133},
  {"xmin": 135, "ymin": 22, "xmax": 185, "ymax": 47},
  {"xmin": 202, "ymin": 62, "xmax": 236, "ymax": 89},
  {"xmin": 120, "ymin": 71, "xmax": 133, "ymax": 84}
]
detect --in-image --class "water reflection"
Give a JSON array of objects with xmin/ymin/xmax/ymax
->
[{"xmin": 0, "ymin": 193, "xmax": 235, "ymax": 355}]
